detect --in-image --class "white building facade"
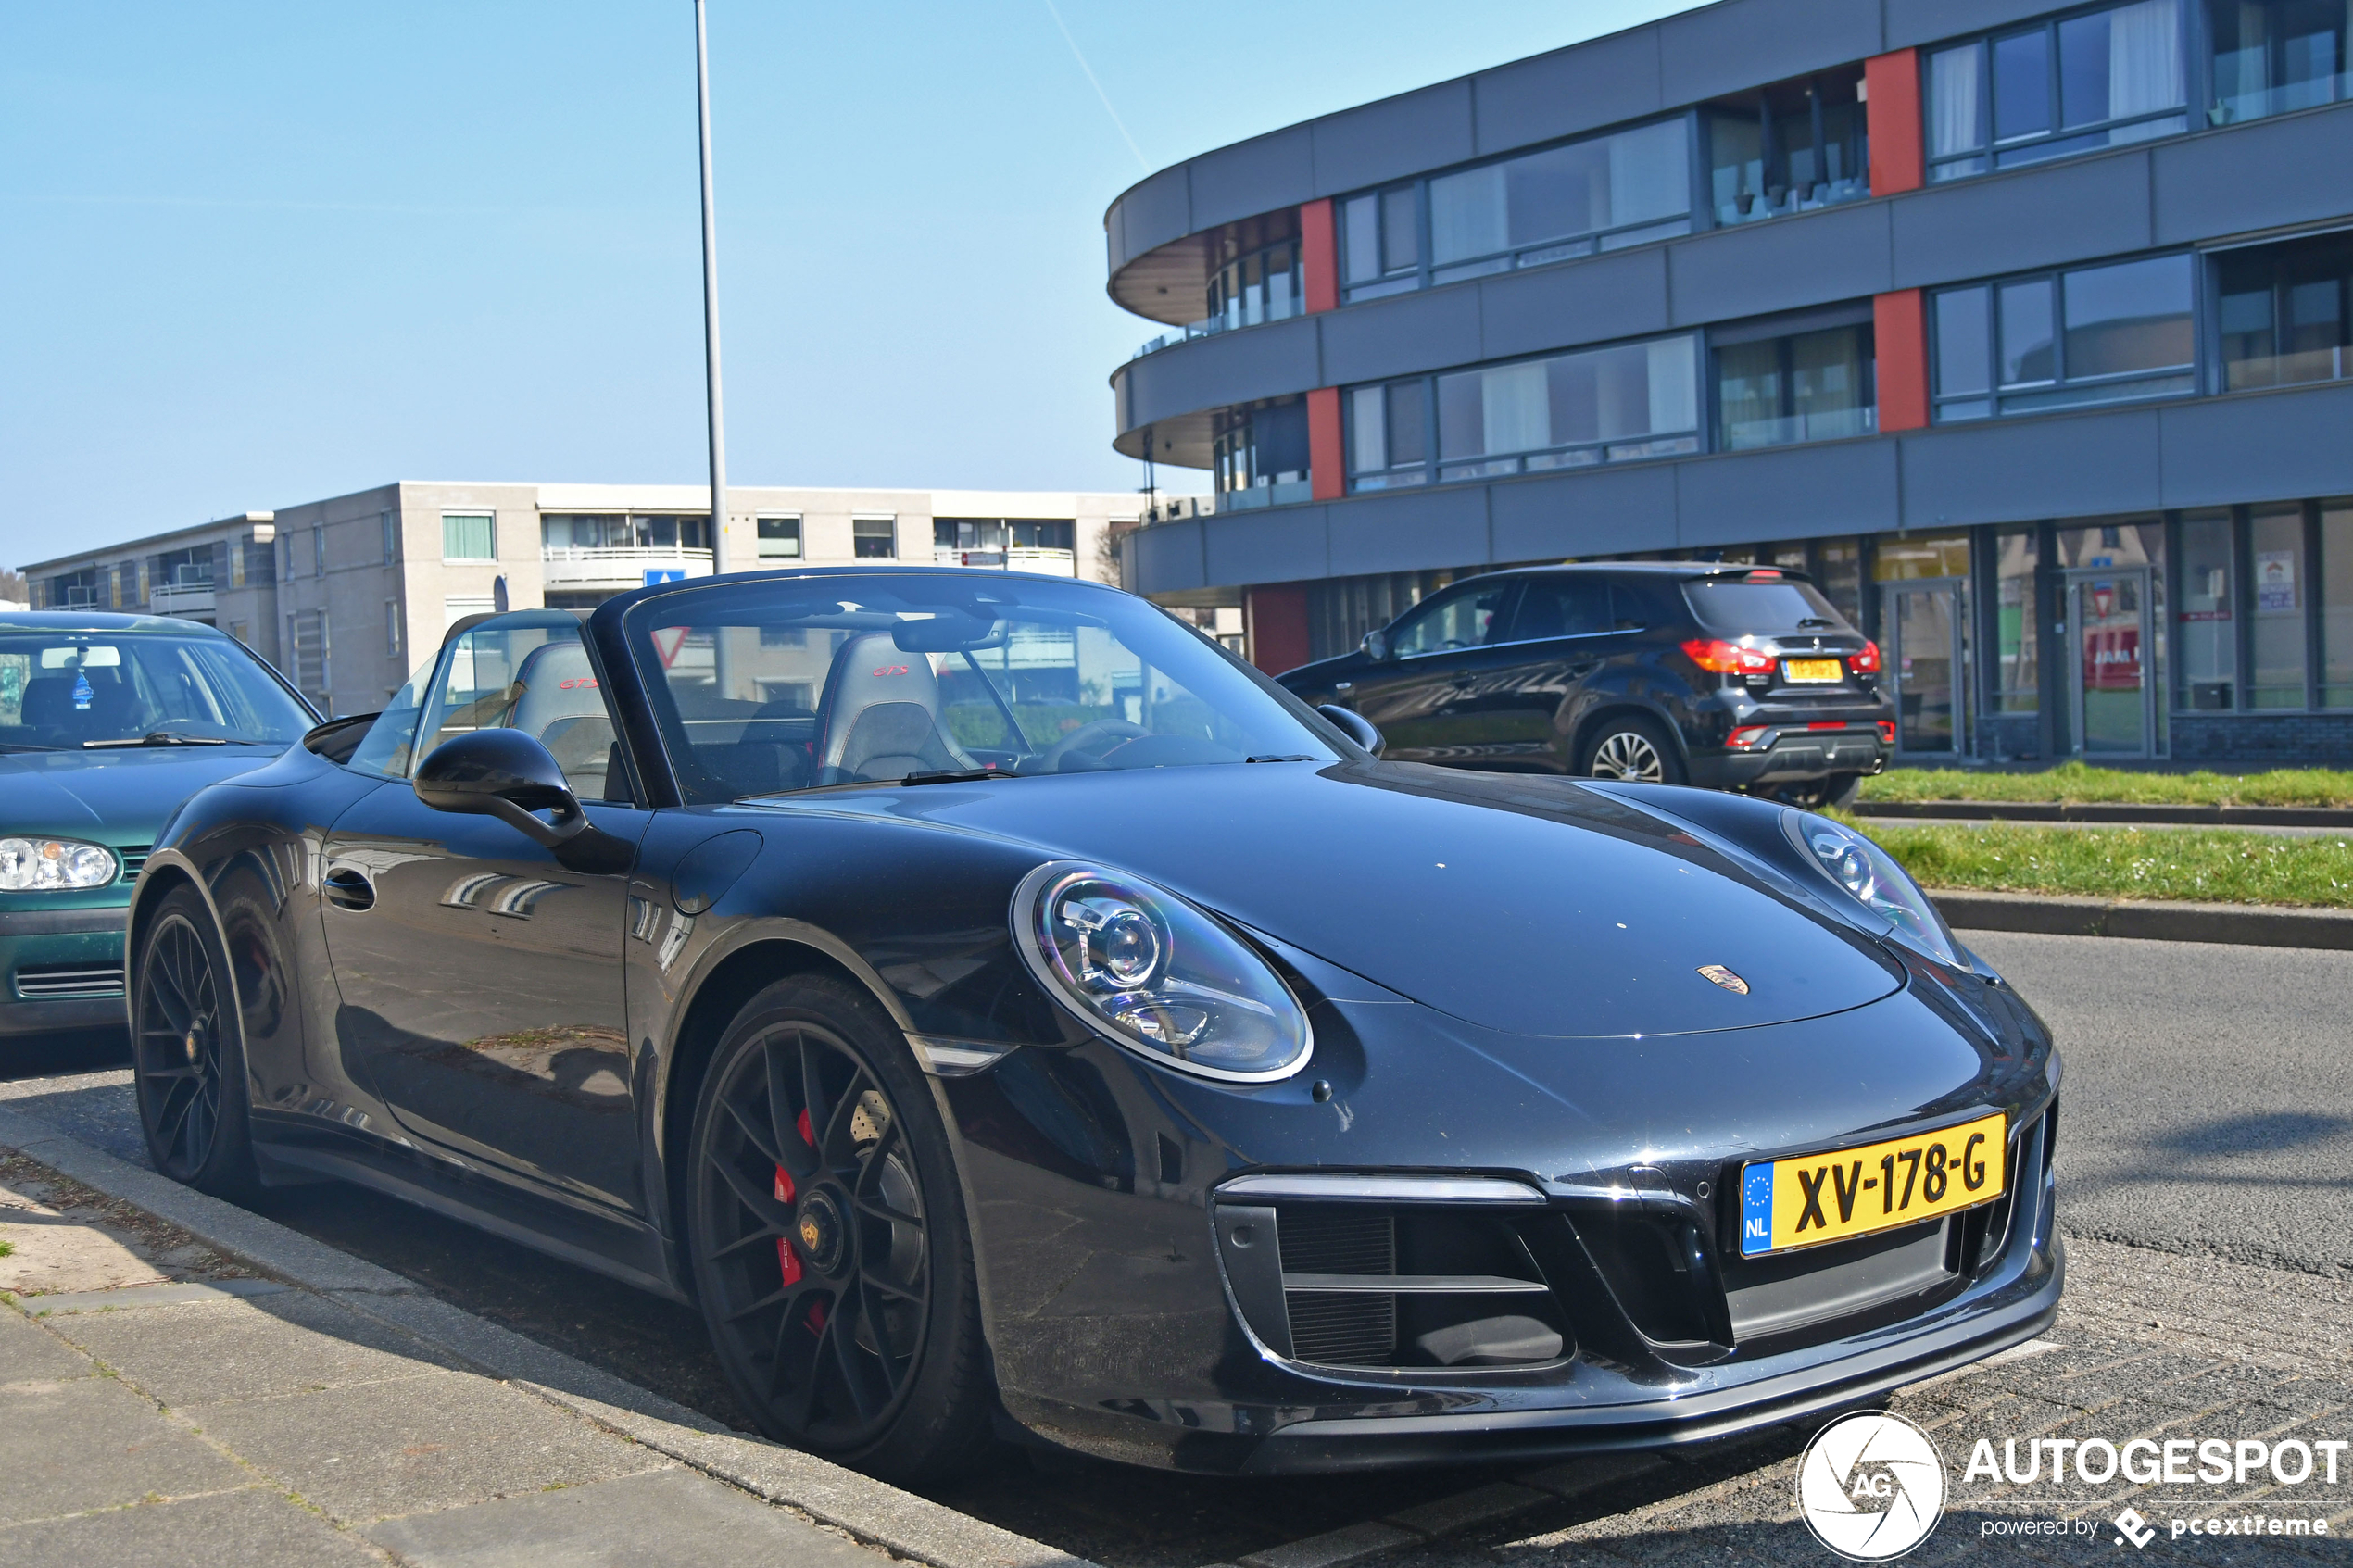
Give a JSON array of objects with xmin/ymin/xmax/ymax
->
[{"xmin": 24, "ymin": 482, "xmax": 1141, "ymax": 717}]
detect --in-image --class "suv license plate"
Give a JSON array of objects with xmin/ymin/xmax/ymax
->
[
  {"xmin": 1739, "ymin": 1112, "xmax": 2007, "ymax": 1256},
  {"xmin": 1783, "ymin": 659, "xmax": 1843, "ymax": 683}
]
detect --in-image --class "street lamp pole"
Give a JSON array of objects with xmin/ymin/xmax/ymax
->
[{"xmin": 693, "ymin": 0, "xmax": 730, "ymax": 573}]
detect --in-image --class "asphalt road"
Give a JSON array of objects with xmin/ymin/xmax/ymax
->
[
  {"xmin": 1967, "ymin": 930, "xmax": 2353, "ymax": 1274},
  {"xmin": 6, "ymin": 929, "xmax": 2350, "ymax": 1563}
]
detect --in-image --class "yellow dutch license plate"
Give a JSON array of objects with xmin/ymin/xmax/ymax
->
[
  {"xmin": 1783, "ymin": 658, "xmax": 1843, "ymax": 683},
  {"xmin": 1739, "ymin": 1113, "xmax": 2007, "ymax": 1257}
]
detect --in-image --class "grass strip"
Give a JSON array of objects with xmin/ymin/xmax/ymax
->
[
  {"xmin": 1843, "ymin": 819, "xmax": 2353, "ymax": 908},
  {"xmin": 1857, "ymin": 761, "xmax": 2353, "ymax": 809}
]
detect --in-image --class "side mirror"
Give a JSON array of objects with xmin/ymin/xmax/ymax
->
[
  {"xmin": 414, "ymin": 729, "xmax": 633, "ymax": 872},
  {"xmin": 1317, "ymin": 704, "xmax": 1386, "ymax": 758},
  {"xmin": 1360, "ymin": 629, "xmax": 1391, "ymax": 662}
]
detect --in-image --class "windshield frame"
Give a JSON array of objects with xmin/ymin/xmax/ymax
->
[
  {"xmin": 606, "ymin": 571, "xmax": 1367, "ymax": 806},
  {"xmin": 0, "ymin": 625, "xmax": 319, "ymax": 751}
]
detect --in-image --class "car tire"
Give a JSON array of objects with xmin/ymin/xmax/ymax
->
[
  {"xmin": 686, "ymin": 974, "xmax": 990, "ymax": 1484},
  {"xmin": 132, "ymin": 884, "xmax": 261, "ymax": 1198},
  {"xmin": 1766, "ymin": 772, "xmax": 1864, "ymax": 810},
  {"xmin": 1577, "ymin": 715, "xmax": 1687, "ymax": 785}
]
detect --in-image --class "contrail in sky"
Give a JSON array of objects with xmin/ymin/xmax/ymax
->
[{"xmin": 1040, "ymin": 0, "xmax": 1150, "ymax": 172}]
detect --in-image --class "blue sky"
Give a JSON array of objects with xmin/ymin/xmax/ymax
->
[{"xmin": 0, "ymin": 1, "xmax": 1701, "ymax": 567}]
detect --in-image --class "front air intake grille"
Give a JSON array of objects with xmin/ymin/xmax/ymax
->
[
  {"xmin": 14, "ymin": 964, "xmax": 126, "ymax": 1000},
  {"xmin": 117, "ymin": 847, "xmax": 152, "ymax": 882},
  {"xmin": 1218, "ymin": 1198, "xmax": 1571, "ymax": 1372}
]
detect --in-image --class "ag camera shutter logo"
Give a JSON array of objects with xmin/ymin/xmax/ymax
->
[{"xmin": 1797, "ymin": 1411, "xmax": 1947, "ymax": 1561}]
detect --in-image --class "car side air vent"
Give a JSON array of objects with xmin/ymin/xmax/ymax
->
[
  {"xmin": 117, "ymin": 847, "xmax": 152, "ymax": 882},
  {"xmin": 13, "ymin": 964, "xmax": 127, "ymax": 1000},
  {"xmin": 1214, "ymin": 1183, "xmax": 1572, "ymax": 1373}
]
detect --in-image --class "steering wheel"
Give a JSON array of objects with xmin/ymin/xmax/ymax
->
[{"xmin": 1040, "ymin": 719, "xmax": 1151, "ymax": 771}]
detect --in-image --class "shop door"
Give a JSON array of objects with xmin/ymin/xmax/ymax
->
[
  {"xmin": 2067, "ymin": 569, "xmax": 2153, "ymax": 756},
  {"xmin": 1886, "ymin": 581, "xmax": 1966, "ymax": 757}
]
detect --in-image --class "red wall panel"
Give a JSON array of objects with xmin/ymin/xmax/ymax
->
[
  {"xmin": 1874, "ymin": 289, "xmax": 1931, "ymax": 433},
  {"xmin": 1300, "ymin": 199, "xmax": 1340, "ymax": 314},
  {"xmin": 1246, "ymin": 586, "xmax": 1312, "ymax": 675},
  {"xmin": 1307, "ymin": 386, "xmax": 1344, "ymax": 502},
  {"xmin": 1865, "ymin": 50, "xmax": 1924, "ymax": 196}
]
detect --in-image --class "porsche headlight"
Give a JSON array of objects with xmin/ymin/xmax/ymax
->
[
  {"xmin": 1786, "ymin": 812, "xmax": 1960, "ymax": 967},
  {"xmin": 0, "ymin": 837, "xmax": 120, "ymax": 891},
  {"xmin": 1013, "ymin": 861, "xmax": 1312, "ymax": 1082}
]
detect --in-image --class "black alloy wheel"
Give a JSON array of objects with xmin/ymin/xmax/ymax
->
[
  {"xmin": 1579, "ymin": 714, "xmax": 1687, "ymax": 785},
  {"xmin": 687, "ymin": 975, "xmax": 988, "ymax": 1480},
  {"xmin": 132, "ymin": 886, "xmax": 258, "ymax": 1194}
]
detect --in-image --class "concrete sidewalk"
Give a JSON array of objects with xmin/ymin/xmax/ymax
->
[{"xmin": 0, "ymin": 1116, "xmax": 1088, "ymax": 1568}]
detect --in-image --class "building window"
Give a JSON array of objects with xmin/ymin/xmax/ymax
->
[
  {"xmin": 1432, "ymin": 335, "xmax": 1699, "ymax": 482},
  {"xmin": 312, "ymin": 526, "xmax": 326, "ymax": 577},
  {"xmin": 1704, "ymin": 66, "xmax": 1869, "ymax": 226},
  {"xmin": 1420, "ymin": 119, "xmax": 1691, "ymax": 286},
  {"xmin": 757, "ymin": 516, "xmax": 802, "ymax": 560},
  {"xmin": 288, "ymin": 609, "xmax": 330, "ymax": 709},
  {"xmin": 382, "ymin": 511, "xmax": 399, "ymax": 563},
  {"xmin": 540, "ymin": 513, "xmax": 711, "ymax": 552},
  {"xmin": 2208, "ymin": 0, "xmax": 2348, "ymax": 125},
  {"xmin": 443, "ymin": 512, "xmax": 496, "ymax": 562},
  {"xmin": 1932, "ymin": 254, "xmax": 2195, "ymax": 420},
  {"xmin": 2323, "ymin": 498, "xmax": 2353, "ymax": 708},
  {"xmin": 1340, "ymin": 186, "xmax": 1419, "ymax": 301},
  {"xmin": 1995, "ymin": 527, "xmax": 2041, "ymax": 713},
  {"xmin": 1213, "ymin": 397, "xmax": 1311, "ymax": 510},
  {"xmin": 2216, "ymin": 229, "xmax": 2352, "ymax": 391},
  {"xmin": 1346, "ymin": 382, "xmax": 1429, "ymax": 491},
  {"xmin": 385, "ymin": 600, "xmax": 402, "ymax": 659},
  {"xmin": 1714, "ymin": 319, "xmax": 1876, "ymax": 449},
  {"xmin": 853, "ymin": 518, "xmax": 897, "ymax": 558},
  {"xmin": 932, "ymin": 519, "xmax": 1076, "ymax": 567},
  {"xmin": 1208, "ymin": 237, "xmax": 1300, "ymax": 332},
  {"xmin": 2176, "ymin": 508, "xmax": 2235, "ymax": 708},
  {"xmin": 1926, "ymin": 0, "xmax": 2187, "ymax": 182},
  {"xmin": 2249, "ymin": 502, "xmax": 2309, "ymax": 707}
]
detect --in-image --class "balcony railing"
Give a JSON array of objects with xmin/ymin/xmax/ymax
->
[
  {"xmin": 542, "ymin": 546, "xmax": 714, "ymax": 588},
  {"xmin": 147, "ymin": 583, "xmax": 217, "ymax": 617},
  {"xmin": 932, "ymin": 546, "xmax": 1077, "ymax": 576}
]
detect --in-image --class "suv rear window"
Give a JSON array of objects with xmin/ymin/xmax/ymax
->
[{"xmin": 1680, "ymin": 576, "xmax": 1851, "ymax": 635}]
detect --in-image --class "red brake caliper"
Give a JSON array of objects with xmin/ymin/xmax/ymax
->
[{"xmin": 774, "ymin": 1164, "xmax": 800, "ymax": 1286}]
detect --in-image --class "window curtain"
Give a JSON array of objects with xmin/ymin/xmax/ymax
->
[
  {"xmin": 1930, "ymin": 44, "xmax": 1985, "ymax": 156},
  {"xmin": 1429, "ymin": 166, "xmax": 1506, "ymax": 264},
  {"xmin": 1645, "ymin": 338, "xmax": 1699, "ymax": 435},
  {"xmin": 2108, "ymin": 0, "xmax": 2183, "ymax": 118},
  {"xmin": 1480, "ymin": 362, "xmax": 1550, "ymax": 455},
  {"xmin": 1606, "ymin": 120, "xmax": 1690, "ymax": 228}
]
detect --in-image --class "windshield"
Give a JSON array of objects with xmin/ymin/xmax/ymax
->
[
  {"xmin": 0, "ymin": 630, "xmax": 312, "ymax": 750},
  {"xmin": 623, "ymin": 576, "xmax": 1341, "ymax": 804},
  {"xmin": 1681, "ymin": 577, "xmax": 1852, "ymax": 636}
]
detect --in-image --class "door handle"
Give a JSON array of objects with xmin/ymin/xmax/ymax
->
[{"xmin": 323, "ymin": 867, "xmax": 375, "ymax": 912}]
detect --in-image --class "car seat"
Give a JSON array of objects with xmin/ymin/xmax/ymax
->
[
  {"xmin": 813, "ymin": 633, "xmax": 979, "ymax": 784},
  {"xmin": 508, "ymin": 639, "xmax": 621, "ymax": 800}
]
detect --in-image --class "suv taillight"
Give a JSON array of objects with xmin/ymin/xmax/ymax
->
[
  {"xmin": 1849, "ymin": 640, "xmax": 1882, "ymax": 675},
  {"xmin": 1681, "ymin": 638, "xmax": 1777, "ymax": 676}
]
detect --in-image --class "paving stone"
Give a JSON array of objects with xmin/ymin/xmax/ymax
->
[
  {"xmin": 53, "ymin": 1288, "xmax": 462, "ymax": 1407},
  {"xmin": 0, "ymin": 1305, "xmax": 91, "ymax": 1385},
  {"xmin": 0, "ymin": 1484, "xmax": 386, "ymax": 1567},
  {"xmin": 0, "ymin": 1375, "xmax": 249, "ymax": 1525},
  {"xmin": 1237, "ymin": 1521, "xmax": 1418, "ymax": 1568},
  {"xmin": 1381, "ymin": 1481, "xmax": 1550, "ymax": 1536},
  {"xmin": 1516, "ymin": 1451, "xmax": 1670, "ymax": 1504},
  {"xmin": 185, "ymin": 1371, "xmax": 667, "ymax": 1524},
  {"xmin": 365, "ymin": 1464, "xmax": 887, "ymax": 1566}
]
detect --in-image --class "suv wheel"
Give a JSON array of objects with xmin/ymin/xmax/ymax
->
[
  {"xmin": 1765, "ymin": 772, "xmax": 1863, "ymax": 810},
  {"xmin": 1578, "ymin": 716, "xmax": 1685, "ymax": 785}
]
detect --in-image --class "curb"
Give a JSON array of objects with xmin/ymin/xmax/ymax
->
[
  {"xmin": 1859, "ymin": 800, "xmax": 2353, "ymax": 828},
  {"xmin": 1929, "ymin": 888, "xmax": 2353, "ymax": 950},
  {"xmin": 0, "ymin": 1102, "xmax": 1095, "ymax": 1568}
]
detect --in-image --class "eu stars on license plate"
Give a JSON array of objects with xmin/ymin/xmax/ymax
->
[{"xmin": 1739, "ymin": 1112, "xmax": 2007, "ymax": 1256}]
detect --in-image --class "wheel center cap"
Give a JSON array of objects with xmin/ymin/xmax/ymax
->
[
  {"xmin": 796, "ymin": 1191, "xmax": 846, "ymax": 1273},
  {"xmin": 182, "ymin": 1029, "xmax": 199, "ymax": 1062}
]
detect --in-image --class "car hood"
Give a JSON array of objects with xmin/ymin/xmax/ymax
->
[
  {"xmin": 0, "ymin": 746, "xmax": 288, "ymax": 846},
  {"xmin": 803, "ymin": 761, "xmax": 1904, "ymax": 1038}
]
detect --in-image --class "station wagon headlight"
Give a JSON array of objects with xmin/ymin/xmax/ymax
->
[
  {"xmin": 1013, "ymin": 861, "xmax": 1312, "ymax": 1082},
  {"xmin": 1786, "ymin": 813, "xmax": 1959, "ymax": 968},
  {"xmin": 0, "ymin": 837, "xmax": 120, "ymax": 891}
]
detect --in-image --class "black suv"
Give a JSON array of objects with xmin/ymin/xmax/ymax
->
[{"xmin": 1278, "ymin": 562, "xmax": 1893, "ymax": 807}]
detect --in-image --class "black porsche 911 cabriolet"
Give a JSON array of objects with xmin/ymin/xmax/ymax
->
[{"xmin": 127, "ymin": 568, "xmax": 2058, "ymax": 1482}]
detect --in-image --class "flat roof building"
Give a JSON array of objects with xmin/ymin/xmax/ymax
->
[
  {"xmin": 24, "ymin": 483, "xmax": 1143, "ymax": 719},
  {"xmin": 1104, "ymin": 0, "xmax": 2353, "ymax": 765}
]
